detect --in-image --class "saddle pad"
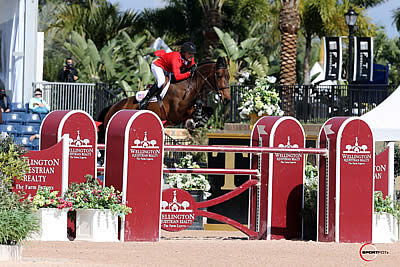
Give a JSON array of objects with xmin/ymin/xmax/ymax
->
[{"xmin": 135, "ymin": 78, "xmax": 171, "ymax": 102}]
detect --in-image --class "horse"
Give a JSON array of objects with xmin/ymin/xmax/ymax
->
[{"xmin": 101, "ymin": 57, "xmax": 231, "ymax": 131}]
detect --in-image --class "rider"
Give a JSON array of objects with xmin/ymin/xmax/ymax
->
[{"xmin": 139, "ymin": 42, "xmax": 197, "ymax": 110}]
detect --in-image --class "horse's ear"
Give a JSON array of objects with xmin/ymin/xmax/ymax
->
[{"xmin": 216, "ymin": 56, "xmax": 227, "ymax": 69}]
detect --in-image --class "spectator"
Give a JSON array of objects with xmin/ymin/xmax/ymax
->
[
  {"xmin": 29, "ymin": 134, "xmax": 39, "ymax": 142},
  {"xmin": 0, "ymin": 86, "xmax": 11, "ymax": 113},
  {"xmin": 29, "ymin": 88, "xmax": 50, "ymax": 114},
  {"xmin": 58, "ymin": 57, "xmax": 79, "ymax": 82}
]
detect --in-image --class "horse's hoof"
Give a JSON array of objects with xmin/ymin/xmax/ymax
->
[{"xmin": 185, "ymin": 119, "xmax": 196, "ymax": 130}]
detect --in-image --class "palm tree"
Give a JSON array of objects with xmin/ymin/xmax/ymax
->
[
  {"xmin": 279, "ymin": 0, "xmax": 300, "ymax": 116},
  {"xmin": 393, "ymin": 7, "xmax": 400, "ymax": 32},
  {"xmin": 349, "ymin": 0, "xmax": 387, "ymax": 8},
  {"xmin": 299, "ymin": 0, "xmax": 378, "ymax": 85},
  {"xmin": 199, "ymin": 0, "xmax": 225, "ymax": 57},
  {"xmin": 50, "ymin": 0, "xmax": 141, "ymax": 50},
  {"xmin": 300, "ymin": 0, "xmax": 334, "ymax": 85}
]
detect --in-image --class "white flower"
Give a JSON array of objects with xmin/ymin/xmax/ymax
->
[
  {"xmin": 238, "ymin": 78, "xmax": 245, "ymax": 84},
  {"xmin": 238, "ymin": 77, "xmax": 283, "ymax": 118},
  {"xmin": 266, "ymin": 76, "xmax": 277, "ymax": 84}
]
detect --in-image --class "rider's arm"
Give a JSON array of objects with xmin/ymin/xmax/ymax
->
[
  {"xmin": 155, "ymin": 50, "xmax": 166, "ymax": 57},
  {"xmin": 171, "ymin": 54, "xmax": 191, "ymax": 81}
]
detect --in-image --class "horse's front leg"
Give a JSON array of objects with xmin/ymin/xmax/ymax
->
[{"xmin": 176, "ymin": 99, "xmax": 196, "ymax": 120}]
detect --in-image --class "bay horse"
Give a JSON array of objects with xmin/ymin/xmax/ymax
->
[{"xmin": 102, "ymin": 57, "xmax": 231, "ymax": 129}]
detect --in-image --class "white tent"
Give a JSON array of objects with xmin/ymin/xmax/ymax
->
[{"xmin": 362, "ymin": 86, "xmax": 400, "ymax": 141}]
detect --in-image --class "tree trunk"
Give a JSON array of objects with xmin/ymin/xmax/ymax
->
[
  {"xmin": 202, "ymin": 8, "xmax": 222, "ymax": 59},
  {"xmin": 303, "ymin": 34, "xmax": 312, "ymax": 85},
  {"xmin": 279, "ymin": 0, "xmax": 300, "ymax": 117},
  {"xmin": 280, "ymin": 32, "xmax": 298, "ymax": 85}
]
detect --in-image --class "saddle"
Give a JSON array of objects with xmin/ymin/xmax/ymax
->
[{"xmin": 135, "ymin": 76, "xmax": 171, "ymax": 103}]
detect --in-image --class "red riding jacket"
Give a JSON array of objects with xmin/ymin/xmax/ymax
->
[{"xmin": 153, "ymin": 50, "xmax": 195, "ymax": 81}]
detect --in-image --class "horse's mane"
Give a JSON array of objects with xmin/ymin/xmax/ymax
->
[{"xmin": 198, "ymin": 60, "xmax": 216, "ymax": 66}]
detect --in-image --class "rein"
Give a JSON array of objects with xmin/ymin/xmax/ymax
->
[{"xmin": 192, "ymin": 64, "xmax": 228, "ymax": 98}]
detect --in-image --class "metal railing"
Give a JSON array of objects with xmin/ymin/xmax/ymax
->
[
  {"xmin": 33, "ymin": 82, "xmax": 398, "ymax": 125},
  {"xmin": 276, "ymin": 84, "xmax": 398, "ymax": 123},
  {"xmin": 33, "ymin": 82, "xmax": 97, "ymax": 117},
  {"xmin": 163, "ymin": 133, "xmax": 191, "ymax": 167},
  {"xmin": 32, "ymin": 82, "xmax": 124, "ymax": 119},
  {"xmin": 218, "ymin": 84, "xmax": 398, "ymax": 125}
]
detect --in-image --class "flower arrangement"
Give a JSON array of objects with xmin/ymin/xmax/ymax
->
[
  {"xmin": 165, "ymin": 154, "xmax": 210, "ymax": 192},
  {"xmin": 64, "ymin": 175, "xmax": 131, "ymax": 217},
  {"xmin": 238, "ymin": 76, "xmax": 284, "ymax": 119},
  {"xmin": 29, "ymin": 187, "xmax": 73, "ymax": 210}
]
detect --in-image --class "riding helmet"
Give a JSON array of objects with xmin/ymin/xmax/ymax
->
[{"xmin": 181, "ymin": 42, "xmax": 196, "ymax": 54}]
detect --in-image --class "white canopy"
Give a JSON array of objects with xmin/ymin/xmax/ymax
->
[{"xmin": 361, "ymin": 86, "xmax": 400, "ymax": 141}]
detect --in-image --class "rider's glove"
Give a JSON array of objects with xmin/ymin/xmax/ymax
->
[{"xmin": 190, "ymin": 64, "xmax": 197, "ymax": 76}]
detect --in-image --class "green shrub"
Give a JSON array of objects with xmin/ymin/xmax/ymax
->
[
  {"xmin": 0, "ymin": 208, "xmax": 39, "ymax": 245},
  {"xmin": 0, "ymin": 136, "xmax": 29, "ymax": 184},
  {"xmin": 0, "ymin": 134, "xmax": 39, "ymax": 245}
]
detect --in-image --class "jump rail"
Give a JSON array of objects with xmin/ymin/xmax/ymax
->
[
  {"xmin": 163, "ymin": 168, "xmax": 259, "ymax": 176},
  {"xmin": 164, "ymin": 145, "xmax": 328, "ymax": 156},
  {"xmin": 97, "ymin": 143, "xmax": 328, "ymax": 156},
  {"xmin": 98, "ymin": 167, "xmax": 259, "ymax": 176}
]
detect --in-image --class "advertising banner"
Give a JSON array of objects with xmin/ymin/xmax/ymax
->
[
  {"xmin": 323, "ymin": 37, "xmax": 342, "ymax": 80},
  {"xmin": 354, "ymin": 37, "xmax": 374, "ymax": 82}
]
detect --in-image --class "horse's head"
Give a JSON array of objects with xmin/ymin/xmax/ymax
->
[
  {"xmin": 195, "ymin": 57, "xmax": 231, "ymax": 105},
  {"xmin": 214, "ymin": 57, "xmax": 231, "ymax": 105}
]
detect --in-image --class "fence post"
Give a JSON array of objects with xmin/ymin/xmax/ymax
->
[
  {"xmin": 105, "ymin": 110, "xmax": 164, "ymax": 242},
  {"xmin": 317, "ymin": 117, "xmax": 374, "ymax": 243},
  {"xmin": 250, "ymin": 116, "xmax": 305, "ymax": 240}
]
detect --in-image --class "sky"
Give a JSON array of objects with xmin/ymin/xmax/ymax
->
[{"xmin": 109, "ymin": 0, "xmax": 399, "ymax": 39}]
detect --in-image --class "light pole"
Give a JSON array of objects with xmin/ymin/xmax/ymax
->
[{"xmin": 344, "ymin": 8, "xmax": 358, "ymax": 82}]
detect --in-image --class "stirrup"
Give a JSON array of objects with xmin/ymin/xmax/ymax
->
[
  {"xmin": 139, "ymin": 99, "xmax": 149, "ymax": 110},
  {"xmin": 139, "ymin": 95, "xmax": 151, "ymax": 110}
]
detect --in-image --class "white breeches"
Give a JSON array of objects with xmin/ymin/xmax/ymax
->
[{"xmin": 151, "ymin": 63, "xmax": 166, "ymax": 88}]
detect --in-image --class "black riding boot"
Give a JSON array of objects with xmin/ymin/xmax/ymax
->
[
  {"xmin": 193, "ymin": 99, "xmax": 203, "ymax": 123},
  {"xmin": 139, "ymin": 84, "xmax": 160, "ymax": 110}
]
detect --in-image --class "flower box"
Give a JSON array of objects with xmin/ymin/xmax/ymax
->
[
  {"xmin": 249, "ymin": 113, "xmax": 267, "ymax": 129},
  {"xmin": 187, "ymin": 190, "xmax": 205, "ymax": 230},
  {"xmin": 373, "ymin": 212, "xmax": 398, "ymax": 243},
  {"xmin": 75, "ymin": 209, "xmax": 118, "ymax": 242},
  {"xmin": 0, "ymin": 244, "xmax": 22, "ymax": 261},
  {"xmin": 31, "ymin": 208, "xmax": 68, "ymax": 241}
]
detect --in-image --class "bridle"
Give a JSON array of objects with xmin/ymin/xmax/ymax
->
[{"xmin": 195, "ymin": 63, "xmax": 229, "ymax": 98}]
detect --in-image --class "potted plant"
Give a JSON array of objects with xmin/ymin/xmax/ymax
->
[
  {"xmin": 165, "ymin": 154, "xmax": 210, "ymax": 230},
  {"xmin": 28, "ymin": 187, "xmax": 72, "ymax": 241},
  {"xmin": 373, "ymin": 191, "xmax": 399, "ymax": 243},
  {"xmin": 238, "ymin": 76, "xmax": 283, "ymax": 127},
  {"xmin": 0, "ymin": 135, "xmax": 38, "ymax": 261},
  {"xmin": 64, "ymin": 175, "xmax": 131, "ymax": 242}
]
